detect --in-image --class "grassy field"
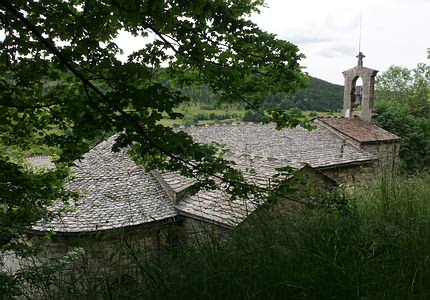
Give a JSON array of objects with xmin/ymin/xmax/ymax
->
[{"xmin": 160, "ymin": 102, "xmax": 338, "ymax": 126}]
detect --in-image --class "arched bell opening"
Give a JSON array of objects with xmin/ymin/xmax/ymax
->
[{"xmin": 350, "ymin": 76, "xmax": 363, "ymax": 116}]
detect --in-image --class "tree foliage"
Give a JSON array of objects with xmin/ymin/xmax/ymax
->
[
  {"xmin": 0, "ymin": 0, "xmax": 307, "ymax": 295},
  {"xmin": 375, "ymin": 62, "xmax": 430, "ymax": 171}
]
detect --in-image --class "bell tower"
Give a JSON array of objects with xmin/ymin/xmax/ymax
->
[{"xmin": 342, "ymin": 52, "xmax": 378, "ymax": 122}]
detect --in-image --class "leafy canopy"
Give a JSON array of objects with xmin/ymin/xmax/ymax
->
[
  {"xmin": 0, "ymin": 0, "xmax": 307, "ymax": 269},
  {"xmin": 375, "ymin": 60, "xmax": 430, "ymax": 171}
]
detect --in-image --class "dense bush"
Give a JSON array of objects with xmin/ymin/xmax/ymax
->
[{"xmin": 242, "ymin": 110, "xmax": 264, "ymax": 122}]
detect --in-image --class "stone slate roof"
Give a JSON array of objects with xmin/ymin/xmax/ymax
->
[
  {"xmin": 158, "ymin": 171, "xmax": 197, "ymax": 194},
  {"xmin": 317, "ymin": 117, "xmax": 400, "ymax": 144},
  {"xmin": 182, "ymin": 122, "xmax": 376, "ymax": 168},
  {"xmin": 174, "ymin": 153, "xmax": 302, "ymax": 226},
  {"xmin": 32, "ymin": 122, "xmax": 378, "ymax": 233},
  {"xmin": 158, "ymin": 153, "xmax": 301, "ymax": 197},
  {"xmin": 176, "ymin": 187, "xmax": 259, "ymax": 227},
  {"xmin": 171, "ymin": 122, "xmax": 378, "ymax": 227},
  {"xmin": 32, "ymin": 136, "xmax": 177, "ymax": 233}
]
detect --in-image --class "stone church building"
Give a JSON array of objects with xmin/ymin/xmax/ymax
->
[{"xmin": 27, "ymin": 54, "xmax": 399, "ymax": 255}]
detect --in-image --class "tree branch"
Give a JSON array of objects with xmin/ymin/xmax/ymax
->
[
  {"xmin": 0, "ymin": 0, "xmax": 294, "ymax": 203},
  {"xmin": 142, "ymin": 21, "xmax": 180, "ymax": 54}
]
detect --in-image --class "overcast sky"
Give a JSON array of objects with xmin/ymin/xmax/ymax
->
[
  {"xmin": 2, "ymin": 1, "xmax": 426, "ymax": 85},
  {"xmin": 252, "ymin": 0, "xmax": 430, "ymax": 84}
]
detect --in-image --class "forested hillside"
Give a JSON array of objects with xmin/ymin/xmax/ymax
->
[
  {"xmin": 183, "ymin": 76, "xmax": 343, "ymax": 112},
  {"xmin": 263, "ymin": 76, "xmax": 343, "ymax": 112}
]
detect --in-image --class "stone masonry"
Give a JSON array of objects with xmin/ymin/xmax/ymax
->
[{"xmin": 342, "ymin": 52, "xmax": 378, "ymax": 121}]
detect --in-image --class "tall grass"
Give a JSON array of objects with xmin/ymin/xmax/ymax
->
[{"xmin": 20, "ymin": 174, "xmax": 430, "ymax": 299}]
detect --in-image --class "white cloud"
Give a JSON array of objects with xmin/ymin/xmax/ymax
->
[
  {"xmin": 111, "ymin": 1, "xmax": 429, "ymax": 84},
  {"xmin": 253, "ymin": 0, "xmax": 430, "ymax": 83}
]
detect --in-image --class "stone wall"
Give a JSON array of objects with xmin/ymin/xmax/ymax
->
[
  {"xmin": 13, "ymin": 220, "xmax": 180, "ymax": 277},
  {"xmin": 23, "ymin": 216, "xmax": 230, "ymax": 265},
  {"xmin": 361, "ymin": 142, "xmax": 400, "ymax": 173},
  {"xmin": 178, "ymin": 217, "xmax": 231, "ymax": 245},
  {"xmin": 320, "ymin": 162, "xmax": 375, "ymax": 186},
  {"xmin": 319, "ymin": 141, "xmax": 400, "ymax": 186}
]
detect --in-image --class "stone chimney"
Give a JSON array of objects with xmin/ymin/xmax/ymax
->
[{"xmin": 342, "ymin": 52, "xmax": 378, "ymax": 122}]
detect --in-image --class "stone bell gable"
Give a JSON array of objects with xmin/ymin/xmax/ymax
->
[
  {"xmin": 342, "ymin": 52, "xmax": 378, "ymax": 121},
  {"xmin": 318, "ymin": 52, "xmax": 400, "ymax": 171}
]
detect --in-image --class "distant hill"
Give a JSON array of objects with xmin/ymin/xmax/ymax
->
[
  {"xmin": 263, "ymin": 76, "xmax": 344, "ymax": 112},
  {"xmin": 181, "ymin": 76, "xmax": 344, "ymax": 112}
]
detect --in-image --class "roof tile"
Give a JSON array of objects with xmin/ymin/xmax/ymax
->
[{"xmin": 317, "ymin": 117, "xmax": 400, "ymax": 144}]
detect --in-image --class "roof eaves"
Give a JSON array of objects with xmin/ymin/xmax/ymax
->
[
  {"xmin": 316, "ymin": 117, "xmax": 400, "ymax": 144},
  {"xmin": 176, "ymin": 209, "xmax": 236, "ymax": 230},
  {"xmin": 316, "ymin": 158, "xmax": 376, "ymax": 170},
  {"xmin": 29, "ymin": 215, "xmax": 180, "ymax": 236}
]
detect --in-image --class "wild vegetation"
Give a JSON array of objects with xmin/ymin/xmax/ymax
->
[
  {"xmin": 375, "ymin": 62, "xmax": 430, "ymax": 172},
  {"xmin": 13, "ymin": 174, "xmax": 430, "ymax": 300}
]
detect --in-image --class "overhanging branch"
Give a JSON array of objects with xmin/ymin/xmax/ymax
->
[{"xmin": 0, "ymin": 0, "xmax": 294, "ymax": 203}]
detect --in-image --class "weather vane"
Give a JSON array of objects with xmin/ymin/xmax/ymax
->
[
  {"xmin": 358, "ymin": 12, "xmax": 362, "ymax": 53},
  {"xmin": 357, "ymin": 12, "xmax": 365, "ymax": 67}
]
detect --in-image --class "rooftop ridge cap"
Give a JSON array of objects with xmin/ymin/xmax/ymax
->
[
  {"xmin": 178, "ymin": 121, "xmax": 257, "ymax": 129},
  {"xmin": 75, "ymin": 133, "xmax": 119, "ymax": 163}
]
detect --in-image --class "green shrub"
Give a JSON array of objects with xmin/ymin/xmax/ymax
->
[
  {"xmin": 375, "ymin": 64, "xmax": 430, "ymax": 172},
  {"xmin": 182, "ymin": 115, "xmax": 199, "ymax": 125},
  {"xmin": 242, "ymin": 110, "xmax": 264, "ymax": 123},
  {"xmin": 194, "ymin": 113, "xmax": 210, "ymax": 121}
]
